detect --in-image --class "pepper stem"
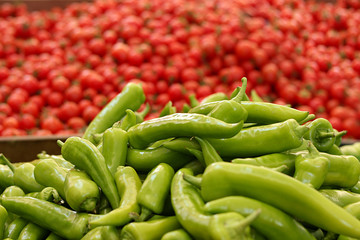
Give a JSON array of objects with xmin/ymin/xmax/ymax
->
[
  {"xmin": 137, "ymin": 103, "xmax": 150, "ymax": 119},
  {"xmin": 183, "ymin": 173, "xmax": 202, "ymax": 189},
  {"xmin": 57, "ymin": 140, "xmax": 64, "ymax": 148},
  {"xmin": 299, "ymin": 114, "xmax": 316, "ymax": 125},
  {"xmin": 0, "ymin": 154, "xmax": 16, "ymax": 172},
  {"xmin": 306, "ymin": 141, "xmax": 320, "ymax": 156},
  {"xmin": 186, "ymin": 147, "xmax": 205, "ymax": 167},
  {"xmin": 272, "ymin": 165, "xmax": 289, "ymax": 173},
  {"xmin": 231, "ymin": 77, "xmax": 248, "ymax": 103},
  {"xmin": 335, "ymin": 130, "xmax": 347, "ymax": 138},
  {"xmin": 189, "ymin": 94, "xmax": 200, "ymax": 108},
  {"xmin": 237, "ymin": 209, "xmax": 261, "ymax": 231},
  {"xmin": 317, "ymin": 131, "xmax": 335, "ymax": 139},
  {"xmin": 294, "ymin": 125, "xmax": 309, "ymax": 138},
  {"xmin": 137, "ymin": 207, "xmax": 153, "ymax": 222}
]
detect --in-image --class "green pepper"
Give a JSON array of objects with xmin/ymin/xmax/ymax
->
[
  {"xmin": 340, "ymin": 142, "xmax": 360, "ymax": 160},
  {"xmin": 333, "ymin": 130, "xmax": 347, "ymax": 147},
  {"xmin": 293, "ymin": 142, "xmax": 330, "ymax": 189},
  {"xmin": 4, "ymin": 217, "xmax": 28, "ymax": 239},
  {"xmin": 37, "ymin": 152, "xmax": 74, "ymax": 169},
  {"xmin": 120, "ymin": 216, "xmax": 181, "ymax": 240},
  {"xmin": 81, "ymin": 226, "xmax": 120, "ymax": 240},
  {"xmin": 161, "ymin": 229, "xmax": 193, "ymax": 240},
  {"xmin": 337, "ymin": 202, "xmax": 360, "ymax": 240},
  {"xmin": 126, "ymin": 146, "xmax": 194, "ymax": 173},
  {"xmin": 204, "ymin": 196, "xmax": 315, "ymax": 240},
  {"xmin": 232, "ymin": 152, "xmax": 297, "ymax": 175},
  {"xmin": 17, "ymin": 222, "xmax": 49, "ymax": 240},
  {"xmin": 64, "ymin": 169, "xmax": 100, "ymax": 212},
  {"xmin": 33, "ymin": 159, "xmax": 69, "ymax": 199},
  {"xmin": 135, "ymin": 103, "xmax": 150, "ymax": 124},
  {"xmin": 303, "ymin": 118, "xmax": 337, "ymax": 152},
  {"xmin": 189, "ymin": 94, "xmax": 200, "ymax": 108},
  {"xmin": 195, "ymin": 137, "xmax": 223, "ymax": 166},
  {"xmin": 0, "ymin": 165, "xmax": 14, "ymax": 191},
  {"xmin": 102, "ymin": 127, "xmax": 128, "ymax": 177},
  {"xmin": 207, "ymin": 119, "xmax": 308, "ymax": 158},
  {"xmin": 88, "ymin": 166, "xmax": 142, "ymax": 228},
  {"xmin": 250, "ymin": 89, "xmax": 264, "ymax": 102},
  {"xmin": 200, "ymin": 92, "xmax": 228, "ymax": 104},
  {"xmin": 59, "ymin": 136, "xmax": 119, "ymax": 209},
  {"xmin": 127, "ymin": 113, "xmax": 244, "ymax": 149},
  {"xmin": 46, "ymin": 232, "xmax": 65, "ymax": 240},
  {"xmin": 0, "ymin": 205, "xmax": 8, "ymax": 239},
  {"xmin": 0, "ymin": 196, "xmax": 89, "ymax": 240},
  {"xmin": 195, "ymin": 162, "xmax": 360, "ymax": 238},
  {"xmin": 1, "ymin": 186, "xmax": 25, "ymax": 197},
  {"xmin": 136, "ymin": 163, "xmax": 175, "ymax": 221},
  {"xmin": 162, "ymin": 137, "xmax": 201, "ymax": 155},
  {"xmin": 182, "ymin": 160, "xmax": 205, "ymax": 176},
  {"xmin": 160, "ymin": 101, "xmax": 177, "ymax": 117},
  {"xmin": 319, "ymin": 152, "xmax": 360, "ymax": 188},
  {"xmin": 325, "ymin": 144, "xmax": 343, "ymax": 155},
  {"xmin": 319, "ymin": 189, "xmax": 360, "ymax": 207},
  {"xmin": 119, "ymin": 109, "xmax": 138, "ymax": 131},
  {"xmin": 28, "ymin": 187, "xmax": 62, "ymax": 203},
  {"xmin": 83, "ymin": 82, "xmax": 145, "ymax": 143}
]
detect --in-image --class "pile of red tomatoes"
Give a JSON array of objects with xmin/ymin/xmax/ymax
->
[{"xmin": 1, "ymin": 0, "xmax": 360, "ymax": 138}]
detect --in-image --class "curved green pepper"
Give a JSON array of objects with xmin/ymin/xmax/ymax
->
[
  {"xmin": 293, "ymin": 142, "xmax": 330, "ymax": 189},
  {"xmin": 338, "ymin": 202, "xmax": 360, "ymax": 240},
  {"xmin": 37, "ymin": 152, "xmax": 74, "ymax": 169},
  {"xmin": 232, "ymin": 152, "xmax": 297, "ymax": 175},
  {"xmin": 136, "ymin": 163, "xmax": 174, "ymax": 221},
  {"xmin": 118, "ymin": 109, "xmax": 138, "ymax": 131},
  {"xmin": 59, "ymin": 137, "xmax": 119, "ymax": 209},
  {"xmin": 207, "ymin": 119, "xmax": 308, "ymax": 158},
  {"xmin": 17, "ymin": 222, "xmax": 49, "ymax": 240},
  {"xmin": 197, "ymin": 162, "xmax": 360, "ymax": 238},
  {"xmin": 319, "ymin": 189, "xmax": 360, "ymax": 207},
  {"xmin": 195, "ymin": 137, "xmax": 223, "ymax": 166},
  {"xmin": 200, "ymin": 92, "xmax": 228, "ymax": 104},
  {"xmin": 341, "ymin": 142, "xmax": 360, "ymax": 160},
  {"xmin": 127, "ymin": 113, "xmax": 243, "ymax": 149},
  {"xmin": 161, "ymin": 229, "xmax": 193, "ymax": 240},
  {"xmin": 64, "ymin": 169, "xmax": 100, "ymax": 212},
  {"xmin": 4, "ymin": 217, "xmax": 28, "ymax": 239},
  {"xmin": 83, "ymin": 82, "xmax": 145, "ymax": 143},
  {"xmin": 204, "ymin": 196, "xmax": 315, "ymax": 240},
  {"xmin": 126, "ymin": 146, "xmax": 194, "ymax": 173},
  {"xmin": 81, "ymin": 226, "xmax": 120, "ymax": 240},
  {"xmin": 0, "ymin": 205, "xmax": 8, "ymax": 240},
  {"xmin": 0, "ymin": 165, "xmax": 14, "ymax": 191},
  {"xmin": 0, "ymin": 196, "xmax": 89, "ymax": 240},
  {"xmin": 120, "ymin": 216, "xmax": 181, "ymax": 240},
  {"xmin": 162, "ymin": 137, "xmax": 201, "ymax": 155},
  {"xmin": 88, "ymin": 166, "xmax": 142, "ymax": 228},
  {"xmin": 102, "ymin": 127, "xmax": 128, "ymax": 177},
  {"xmin": 1, "ymin": 186, "xmax": 25, "ymax": 197},
  {"xmin": 34, "ymin": 159, "xmax": 69, "ymax": 199},
  {"xmin": 304, "ymin": 118, "xmax": 337, "ymax": 152}
]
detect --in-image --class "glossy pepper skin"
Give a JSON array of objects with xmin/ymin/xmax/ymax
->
[
  {"xmin": 127, "ymin": 113, "xmax": 244, "ymax": 149},
  {"xmin": 293, "ymin": 142, "xmax": 330, "ymax": 189},
  {"xmin": 0, "ymin": 205, "xmax": 8, "ymax": 240},
  {"xmin": 195, "ymin": 137, "xmax": 223, "ymax": 166},
  {"xmin": 83, "ymin": 82, "xmax": 145, "ymax": 143},
  {"xmin": 102, "ymin": 127, "xmax": 128, "ymax": 177},
  {"xmin": 0, "ymin": 196, "xmax": 89, "ymax": 240},
  {"xmin": 64, "ymin": 169, "xmax": 100, "ymax": 212},
  {"xmin": 59, "ymin": 136, "xmax": 120, "ymax": 209},
  {"xmin": 161, "ymin": 229, "xmax": 193, "ymax": 240},
  {"xmin": 204, "ymin": 196, "xmax": 315, "ymax": 240},
  {"xmin": 126, "ymin": 146, "xmax": 194, "ymax": 173},
  {"xmin": 319, "ymin": 152, "xmax": 360, "ymax": 188},
  {"xmin": 198, "ymin": 162, "xmax": 360, "ymax": 238},
  {"xmin": 120, "ymin": 216, "xmax": 181, "ymax": 240},
  {"xmin": 137, "ymin": 163, "xmax": 175, "ymax": 221},
  {"xmin": 341, "ymin": 142, "xmax": 360, "ymax": 160},
  {"xmin": 81, "ymin": 226, "xmax": 120, "ymax": 240},
  {"xmin": 303, "ymin": 118, "xmax": 337, "ymax": 152},
  {"xmin": 319, "ymin": 189, "xmax": 360, "ymax": 207},
  {"xmin": 0, "ymin": 165, "xmax": 14, "ymax": 191},
  {"xmin": 1, "ymin": 185, "xmax": 25, "ymax": 197},
  {"xmin": 88, "ymin": 166, "xmax": 142, "ymax": 228},
  {"xmin": 17, "ymin": 222, "xmax": 49, "ymax": 240},
  {"xmin": 232, "ymin": 152, "xmax": 297, "ymax": 175},
  {"xmin": 33, "ymin": 159, "xmax": 69, "ymax": 199},
  {"xmin": 37, "ymin": 152, "xmax": 74, "ymax": 169},
  {"xmin": 119, "ymin": 109, "xmax": 138, "ymax": 131},
  {"xmin": 4, "ymin": 217, "xmax": 28, "ymax": 239},
  {"xmin": 207, "ymin": 119, "xmax": 308, "ymax": 158}
]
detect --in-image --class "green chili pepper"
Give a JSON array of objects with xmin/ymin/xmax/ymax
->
[
  {"xmin": 88, "ymin": 166, "xmax": 142, "ymax": 228},
  {"xmin": 186, "ymin": 148, "xmax": 206, "ymax": 167},
  {"xmin": 17, "ymin": 222, "xmax": 49, "ymax": 240},
  {"xmin": 4, "ymin": 217, "xmax": 28, "ymax": 239},
  {"xmin": 119, "ymin": 109, "xmax": 138, "ymax": 131},
  {"xmin": 207, "ymin": 119, "xmax": 308, "ymax": 158},
  {"xmin": 293, "ymin": 142, "xmax": 330, "ymax": 189},
  {"xmin": 209, "ymin": 210, "xmax": 261, "ymax": 240},
  {"xmin": 204, "ymin": 196, "xmax": 315, "ymax": 240},
  {"xmin": 161, "ymin": 229, "xmax": 193, "ymax": 240},
  {"xmin": 33, "ymin": 159, "xmax": 69, "ymax": 199},
  {"xmin": 232, "ymin": 152, "xmax": 297, "ymax": 175},
  {"xmin": 136, "ymin": 163, "xmax": 175, "ymax": 221},
  {"xmin": 189, "ymin": 94, "xmax": 199, "ymax": 108},
  {"xmin": 162, "ymin": 137, "xmax": 201, "ymax": 155},
  {"xmin": 195, "ymin": 162, "xmax": 360, "ymax": 238},
  {"xmin": 33, "ymin": 187, "xmax": 62, "ymax": 203},
  {"xmin": 37, "ymin": 152, "xmax": 74, "ymax": 169},
  {"xmin": 1, "ymin": 185, "xmax": 25, "ymax": 197},
  {"xmin": 64, "ymin": 169, "xmax": 100, "ymax": 212},
  {"xmin": 59, "ymin": 136, "xmax": 119, "ymax": 209},
  {"xmin": 0, "ymin": 205, "xmax": 8, "ymax": 240},
  {"xmin": 81, "ymin": 226, "xmax": 120, "ymax": 240},
  {"xmin": 195, "ymin": 137, "xmax": 223, "ymax": 166},
  {"xmin": 319, "ymin": 189, "xmax": 360, "ymax": 207},
  {"xmin": 303, "ymin": 118, "xmax": 337, "ymax": 152},
  {"xmin": 337, "ymin": 202, "xmax": 360, "ymax": 240},
  {"xmin": 126, "ymin": 146, "xmax": 193, "ymax": 173},
  {"xmin": 325, "ymin": 144, "xmax": 343, "ymax": 155},
  {"xmin": 0, "ymin": 196, "xmax": 89, "ymax": 240},
  {"xmin": 120, "ymin": 216, "xmax": 181, "ymax": 240},
  {"xmin": 160, "ymin": 101, "xmax": 177, "ymax": 117},
  {"xmin": 250, "ymin": 89, "xmax": 264, "ymax": 102},
  {"xmin": 0, "ymin": 165, "xmax": 14, "ymax": 191},
  {"xmin": 319, "ymin": 152, "xmax": 360, "ymax": 188},
  {"xmin": 83, "ymin": 82, "xmax": 145, "ymax": 143},
  {"xmin": 182, "ymin": 160, "xmax": 205, "ymax": 175},
  {"xmin": 229, "ymin": 84, "xmax": 250, "ymax": 101},
  {"xmin": 340, "ymin": 142, "xmax": 360, "ymax": 160},
  {"xmin": 127, "ymin": 113, "xmax": 243, "ymax": 149},
  {"xmin": 46, "ymin": 232, "xmax": 64, "ymax": 240},
  {"xmin": 350, "ymin": 179, "xmax": 360, "ymax": 194},
  {"xmin": 102, "ymin": 127, "xmax": 128, "ymax": 177},
  {"xmin": 200, "ymin": 92, "xmax": 228, "ymax": 104}
]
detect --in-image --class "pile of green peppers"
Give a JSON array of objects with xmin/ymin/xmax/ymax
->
[{"xmin": 1, "ymin": 79, "xmax": 360, "ymax": 240}]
